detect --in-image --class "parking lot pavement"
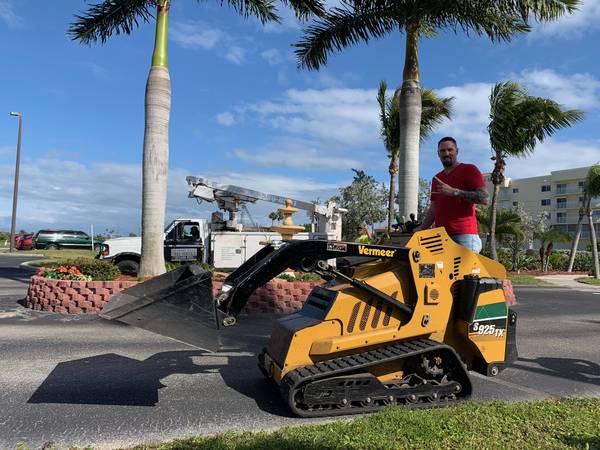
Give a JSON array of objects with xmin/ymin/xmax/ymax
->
[{"xmin": 0, "ymin": 255, "xmax": 599, "ymax": 449}]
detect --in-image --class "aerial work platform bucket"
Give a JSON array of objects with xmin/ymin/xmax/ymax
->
[{"xmin": 99, "ymin": 264, "xmax": 222, "ymax": 351}]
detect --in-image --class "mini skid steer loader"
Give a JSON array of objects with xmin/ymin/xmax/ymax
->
[{"xmin": 100, "ymin": 228, "xmax": 517, "ymax": 417}]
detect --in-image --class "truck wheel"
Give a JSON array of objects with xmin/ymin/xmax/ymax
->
[
  {"xmin": 116, "ymin": 259, "xmax": 139, "ymax": 276},
  {"xmin": 46, "ymin": 244, "xmax": 59, "ymax": 250}
]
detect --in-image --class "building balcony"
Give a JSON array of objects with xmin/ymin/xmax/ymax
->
[{"xmin": 553, "ymin": 187, "xmax": 585, "ymax": 196}]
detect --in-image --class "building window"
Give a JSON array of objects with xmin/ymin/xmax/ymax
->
[
  {"xmin": 541, "ymin": 199, "xmax": 551, "ymax": 206},
  {"xmin": 512, "ymin": 201, "xmax": 518, "ymax": 207},
  {"xmin": 512, "ymin": 188, "xmax": 519, "ymax": 193},
  {"xmin": 557, "ymin": 212, "xmax": 567, "ymax": 224},
  {"xmin": 544, "ymin": 212, "xmax": 551, "ymax": 220},
  {"xmin": 541, "ymin": 185, "xmax": 551, "ymax": 192},
  {"xmin": 594, "ymin": 211, "xmax": 600, "ymax": 221},
  {"xmin": 556, "ymin": 183, "xmax": 567, "ymax": 194},
  {"xmin": 578, "ymin": 181, "xmax": 585, "ymax": 191},
  {"xmin": 556, "ymin": 198, "xmax": 567, "ymax": 209},
  {"xmin": 579, "ymin": 197, "xmax": 585, "ymax": 205}
]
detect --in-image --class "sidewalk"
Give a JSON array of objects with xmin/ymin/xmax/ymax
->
[{"xmin": 534, "ymin": 274, "xmax": 600, "ymax": 292}]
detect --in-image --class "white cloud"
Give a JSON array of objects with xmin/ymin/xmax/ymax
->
[
  {"xmin": 0, "ymin": 158, "xmax": 345, "ymax": 232},
  {"xmin": 505, "ymin": 139, "xmax": 600, "ymax": 179},
  {"xmin": 231, "ymin": 87, "xmax": 380, "ymax": 147},
  {"xmin": 261, "ymin": 48, "xmax": 282, "ymax": 65},
  {"xmin": 81, "ymin": 61, "xmax": 108, "ymax": 78},
  {"xmin": 225, "ymin": 46, "xmax": 246, "ymax": 65},
  {"xmin": 0, "ymin": 0, "xmax": 23, "ymax": 28},
  {"xmin": 517, "ymin": 69, "xmax": 600, "ymax": 110},
  {"xmin": 216, "ymin": 112, "xmax": 235, "ymax": 126},
  {"xmin": 169, "ymin": 21, "xmax": 222, "ymax": 50},
  {"xmin": 534, "ymin": 1, "xmax": 600, "ymax": 38},
  {"xmin": 231, "ymin": 145, "xmax": 360, "ymax": 170}
]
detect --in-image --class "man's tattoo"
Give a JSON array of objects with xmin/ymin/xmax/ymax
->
[{"xmin": 456, "ymin": 187, "xmax": 488, "ymax": 204}]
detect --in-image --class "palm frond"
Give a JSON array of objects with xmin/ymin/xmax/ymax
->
[
  {"xmin": 377, "ymin": 80, "xmax": 390, "ymax": 151},
  {"xmin": 489, "ymin": 80, "xmax": 584, "ymax": 158},
  {"xmin": 420, "ymin": 89, "xmax": 454, "ymax": 141},
  {"xmin": 584, "ymin": 164, "xmax": 600, "ymax": 197},
  {"xmin": 224, "ymin": 0, "xmax": 279, "ymax": 24},
  {"xmin": 69, "ymin": 0, "xmax": 155, "ymax": 44},
  {"xmin": 512, "ymin": 0, "xmax": 580, "ymax": 22},
  {"xmin": 295, "ymin": 1, "xmax": 397, "ymax": 70},
  {"xmin": 279, "ymin": 0, "xmax": 326, "ymax": 20}
]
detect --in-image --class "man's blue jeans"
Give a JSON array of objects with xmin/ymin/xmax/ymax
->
[{"xmin": 451, "ymin": 234, "xmax": 482, "ymax": 253}]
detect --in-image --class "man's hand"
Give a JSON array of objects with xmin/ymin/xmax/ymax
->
[
  {"xmin": 433, "ymin": 176, "xmax": 489, "ymax": 204},
  {"xmin": 433, "ymin": 177, "xmax": 457, "ymax": 197}
]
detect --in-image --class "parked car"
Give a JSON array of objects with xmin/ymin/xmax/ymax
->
[
  {"xmin": 15, "ymin": 233, "xmax": 34, "ymax": 250},
  {"xmin": 34, "ymin": 230, "xmax": 102, "ymax": 251}
]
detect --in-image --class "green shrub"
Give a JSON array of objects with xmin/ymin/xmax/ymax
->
[
  {"xmin": 548, "ymin": 251, "xmax": 569, "ymax": 271},
  {"xmin": 276, "ymin": 273, "xmax": 322, "ymax": 282},
  {"xmin": 57, "ymin": 257, "xmax": 121, "ymax": 281}
]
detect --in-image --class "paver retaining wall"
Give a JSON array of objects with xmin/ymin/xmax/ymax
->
[{"xmin": 25, "ymin": 276, "xmax": 323, "ymax": 314}]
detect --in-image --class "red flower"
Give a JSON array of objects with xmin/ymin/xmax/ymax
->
[{"xmin": 59, "ymin": 266, "xmax": 67, "ymax": 273}]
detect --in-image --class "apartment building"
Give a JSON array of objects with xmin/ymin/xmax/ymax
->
[{"xmin": 485, "ymin": 166, "xmax": 600, "ymax": 249}]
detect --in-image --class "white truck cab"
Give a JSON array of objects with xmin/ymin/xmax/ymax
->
[{"xmin": 98, "ymin": 218, "xmax": 209, "ymax": 274}]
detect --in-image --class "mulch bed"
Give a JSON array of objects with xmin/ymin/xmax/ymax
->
[{"xmin": 508, "ymin": 270, "xmax": 588, "ymax": 276}]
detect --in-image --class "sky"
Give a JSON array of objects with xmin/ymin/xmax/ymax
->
[{"xmin": 1, "ymin": 0, "xmax": 600, "ymax": 236}]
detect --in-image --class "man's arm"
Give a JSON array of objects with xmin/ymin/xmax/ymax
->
[
  {"xmin": 455, "ymin": 187, "xmax": 489, "ymax": 205},
  {"xmin": 419, "ymin": 202, "xmax": 436, "ymax": 230},
  {"xmin": 434, "ymin": 177, "xmax": 489, "ymax": 205}
]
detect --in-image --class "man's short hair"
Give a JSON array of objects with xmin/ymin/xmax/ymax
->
[{"xmin": 438, "ymin": 136, "xmax": 457, "ymax": 148}]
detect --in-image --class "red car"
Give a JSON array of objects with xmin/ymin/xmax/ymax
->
[{"xmin": 15, "ymin": 233, "xmax": 34, "ymax": 250}]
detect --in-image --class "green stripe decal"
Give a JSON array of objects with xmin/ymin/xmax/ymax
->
[{"xmin": 474, "ymin": 302, "xmax": 507, "ymax": 321}]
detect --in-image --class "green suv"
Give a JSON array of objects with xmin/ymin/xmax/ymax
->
[{"xmin": 34, "ymin": 230, "xmax": 102, "ymax": 251}]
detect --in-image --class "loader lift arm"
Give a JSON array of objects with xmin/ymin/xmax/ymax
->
[{"xmin": 216, "ymin": 240, "xmax": 412, "ymax": 324}]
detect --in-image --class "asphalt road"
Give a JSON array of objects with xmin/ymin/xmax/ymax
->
[{"xmin": 1, "ymin": 254, "xmax": 599, "ymax": 449}]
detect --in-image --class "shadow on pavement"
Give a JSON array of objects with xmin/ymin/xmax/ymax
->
[
  {"xmin": 28, "ymin": 350, "xmax": 292, "ymax": 416},
  {"xmin": 0, "ymin": 266, "xmax": 34, "ymax": 284},
  {"xmin": 513, "ymin": 356, "xmax": 600, "ymax": 385}
]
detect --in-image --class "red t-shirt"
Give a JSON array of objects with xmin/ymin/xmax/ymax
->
[{"xmin": 431, "ymin": 163, "xmax": 484, "ymax": 235}]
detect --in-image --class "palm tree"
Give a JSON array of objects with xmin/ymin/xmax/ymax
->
[
  {"xmin": 534, "ymin": 227, "xmax": 571, "ymax": 272},
  {"xmin": 487, "ymin": 81, "xmax": 584, "ymax": 261},
  {"xmin": 569, "ymin": 165, "xmax": 600, "ymax": 277},
  {"xmin": 69, "ymin": 0, "xmax": 325, "ymax": 277},
  {"xmin": 268, "ymin": 210, "xmax": 284, "ymax": 226},
  {"xmin": 377, "ymin": 81, "xmax": 452, "ymax": 232},
  {"xmin": 295, "ymin": 1, "xmax": 578, "ymax": 221},
  {"xmin": 476, "ymin": 206, "xmax": 521, "ymax": 247}
]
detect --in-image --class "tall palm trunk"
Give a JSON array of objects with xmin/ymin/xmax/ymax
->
[
  {"xmin": 489, "ymin": 157, "xmax": 505, "ymax": 261},
  {"xmin": 139, "ymin": 1, "xmax": 171, "ymax": 277},
  {"xmin": 397, "ymin": 24, "xmax": 421, "ymax": 220},
  {"xmin": 589, "ymin": 205, "xmax": 600, "ymax": 279},
  {"xmin": 387, "ymin": 157, "xmax": 398, "ymax": 232},
  {"xmin": 567, "ymin": 195, "xmax": 589, "ymax": 272}
]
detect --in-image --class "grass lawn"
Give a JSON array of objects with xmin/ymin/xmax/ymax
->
[
  {"xmin": 576, "ymin": 277, "xmax": 600, "ymax": 286},
  {"xmin": 508, "ymin": 274, "xmax": 550, "ymax": 285},
  {"xmin": 124, "ymin": 399, "xmax": 599, "ymax": 450},
  {"xmin": 24, "ymin": 249, "xmax": 97, "ymax": 267}
]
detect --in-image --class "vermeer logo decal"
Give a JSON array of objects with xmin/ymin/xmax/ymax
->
[{"xmin": 358, "ymin": 245, "xmax": 397, "ymax": 257}]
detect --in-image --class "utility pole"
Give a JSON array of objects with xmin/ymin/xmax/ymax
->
[{"xmin": 9, "ymin": 112, "xmax": 23, "ymax": 253}]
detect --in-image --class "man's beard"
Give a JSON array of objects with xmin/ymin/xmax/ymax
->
[{"xmin": 442, "ymin": 158, "xmax": 454, "ymax": 167}]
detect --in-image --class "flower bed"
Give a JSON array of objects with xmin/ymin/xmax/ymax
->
[{"xmin": 25, "ymin": 276, "xmax": 324, "ymax": 315}]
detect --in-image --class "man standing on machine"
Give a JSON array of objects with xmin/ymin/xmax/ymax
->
[{"xmin": 419, "ymin": 136, "xmax": 489, "ymax": 253}]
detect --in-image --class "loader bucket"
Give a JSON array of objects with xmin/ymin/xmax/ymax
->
[{"xmin": 99, "ymin": 264, "xmax": 223, "ymax": 352}]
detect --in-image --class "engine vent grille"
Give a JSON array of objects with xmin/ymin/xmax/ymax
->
[
  {"xmin": 419, "ymin": 234, "xmax": 444, "ymax": 254},
  {"xmin": 453, "ymin": 256, "xmax": 462, "ymax": 278}
]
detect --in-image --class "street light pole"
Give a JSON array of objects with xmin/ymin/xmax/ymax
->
[{"xmin": 9, "ymin": 112, "xmax": 22, "ymax": 253}]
